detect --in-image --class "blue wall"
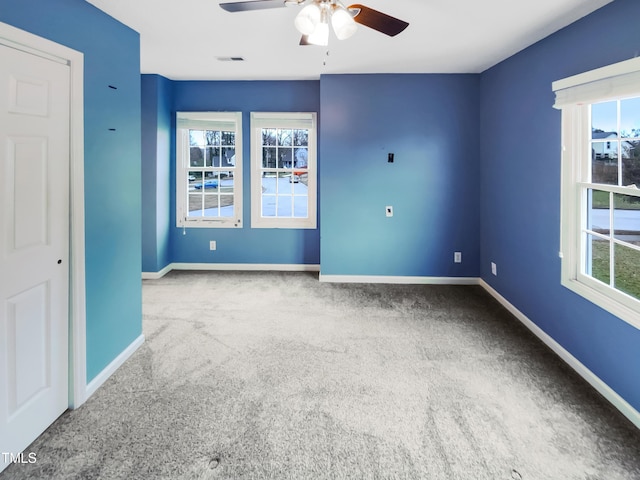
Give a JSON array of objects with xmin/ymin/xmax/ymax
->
[
  {"xmin": 0, "ymin": 0, "xmax": 143, "ymax": 382},
  {"xmin": 142, "ymin": 75, "xmax": 172, "ymax": 272},
  {"xmin": 320, "ymin": 74, "xmax": 480, "ymax": 277},
  {"xmin": 480, "ymin": 0, "xmax": 640, "ymax": 411},
  {"xmin": 142, "ymin": 79, "xmax": 321, "ymax": 266}
]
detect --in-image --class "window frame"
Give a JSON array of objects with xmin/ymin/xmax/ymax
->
[
  {"xmin": 555, "ymin": 58, "xmax": 640, "ymax": 329},
  {"xmin": 175, "ymin": 111, "xmax": 243, "ymax": 229},
  {"xmin": 250, "ymin": 112, "xmax": 318, "ymax": 229}
]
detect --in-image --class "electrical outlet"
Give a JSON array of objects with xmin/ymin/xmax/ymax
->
[
  {"xmin": 454, "ymin": 252, "xmax": 462, "ymax": 263},
  {"xmin": 386, "ymin": 206, "xmax": 393, "ymax": 217},
  {"xmin": 491, "ymin": 262, "xmax": 497, "ymax": 276},
  {"xmin": 209, "ymin": 241, "xmax": 217, "ymax": 251}
]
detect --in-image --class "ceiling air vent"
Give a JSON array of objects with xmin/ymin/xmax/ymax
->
[{"xmin": 217, "ymin": 56, "xmax": 245, "ymax": 62}]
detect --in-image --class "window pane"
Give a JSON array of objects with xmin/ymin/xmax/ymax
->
[
  {"xmin": 278, "ymin": 148, "xmax": 293, "ymax": 168},
  {"xmin": 294, "ymin": 147, "xmax": 308, "ymax": 168},
  {"xmin": 592, "ymin": 141, "xmax": 618, "ymax": 184},
  {"xmin": 263, "ymin": 147, "xmax": 276, "ymax": 168},
  {"xmin": 293, "ymin": 195, "xmax": 308, "ymax": 218},
  {"xmin": 278, "ymin": 172, "xmax": 293, "ymax": 194},
  {"xmin": 188, "ymin": 170, "xmax": 201, "ymax": 183},
  {"xmin": 294, "ymin": 129, "xmax": 308, "ymax": 146},
  {"xmin": 291, "ymin": 171, "xmax": 307, "ymax": 186},
  {"xmin": 262, "ymin": 129, "xmax": 276, "ymax": 146},
  {"xmin": 220, "ymin": 176, "xmax": 234, "ymax": 194},
  {"xmin": 262, "ymin": 175, "xmax": 276, "ymax": 194},
  {"xmin": 203, "ymin": 194, "xmax": 219, "ymax": 217},
  {"xmin": 189, "ymin": 130, "xmax": 205, "ymax": 146},
  {"xmin": 613, "ymin": 193, "xmax": 640, "ymax": 239},
  {"xmin": 614, "ymin": 243, "xmax": 640, "ymax": 300},
  {"xmin": 206, "ymin": 130, "xmax": 220, "ymax": 146},
  {"xmin": 188, "ymin": 194, "xmax": 203, "ymax": 216},
  {"xmin": 219, "ymin": 195, "xmax": 235, "ymax": 217},
  {"xmin": 222, "ymin": 131, "xmax": 235, "ymax": 146},
  {"xmin": 588, "ymin": 189, "xmax": 610, "ymax": 234},
  {"xmin": 277, "ymin": 195, "xmax": 292, "ymax": 216},
  {"xmin": 293, "ymin": 174, "xmax": 309, "ymax": 196},
  {"xmin": 586, "ymin": 233, "xmax": 610, "ymax": 285},
  {"xmin": 262, "ymin": 194, "xmax": 276, "ymax": 217},
  {"xmin": 592, "ymin": 101, "xmax": 618, "ymax": 137},
  {"xmin": 619, "ymin": 97, "xmax": 640, "ymax": 139},
  {"xmin": 190, "ymin": 147, "xmax": 205, "ymax": 167},
  {"xmin": 278, "ymin": 129, "xmax": 293, "ymax": 146},
  {"xmin": 622, "ymin": 140, "xmax": 640, "ymax": 186},
  {"xmin": 221, "ymin": 147, "xmax": 235, "ymax": 168},
  {"xmin": 206, "ymin": 147, "xmax": 220, "ymax": 167},
  {"xmin": 222, "ymin": 147, "xmax": 236, "ymax": 167}
]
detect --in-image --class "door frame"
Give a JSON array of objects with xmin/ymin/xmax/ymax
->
[{"xmin": 0, "ymin": 22, "xmax": 87, "ymax": 409}]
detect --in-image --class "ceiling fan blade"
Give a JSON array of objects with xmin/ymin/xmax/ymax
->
[
  {"xmin": 348, "ymin": 4, "xmax": 409, "ymax": 37},
  {"xmin": 220, "ymin": 0, "xmax": 286, "ymax": 13}
]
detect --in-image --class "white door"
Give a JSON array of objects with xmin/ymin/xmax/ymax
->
[{"xmin": 0, "ymin": 43, "xmax": 70, "ymax": 472}]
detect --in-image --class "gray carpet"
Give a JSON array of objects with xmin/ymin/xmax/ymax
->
[{"xmin": 3, "ymin": 271, "xmax": 640, "ymax": 479}]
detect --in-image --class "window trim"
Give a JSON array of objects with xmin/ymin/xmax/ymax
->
[
  {"xmin": 175, "ymin": 111, "xmax": 243, "ymax": 229},
  {"xmin": 555, "ymin": 59, "xmax": 640, "ymax": 329},
  {"xmin": 250, "ymin": 112, "xmax": 317, "ymax": 229}
]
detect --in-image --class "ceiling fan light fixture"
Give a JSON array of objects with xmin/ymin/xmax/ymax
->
[
  {"xmin": 331, "ymin": 5, "xmax": 357, "ymax": 40},
  {"xmin": 307, "ymin": 20, "xmax": 329, "ymax": 46},
  {"xmin": 294, "ymin": 3, "xmax": 321, "ymax": 35}
]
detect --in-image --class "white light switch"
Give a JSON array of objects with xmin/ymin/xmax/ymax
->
[{"xmin": 386, "ymin": 206, "xmax": 393, "ymax": 217}]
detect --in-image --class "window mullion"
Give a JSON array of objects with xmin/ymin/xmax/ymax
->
[
  {"xmin": 617, "ymin": 100, "xmax": 623, "ymax": 187},
  {"xmin": 609, "ymin": 192, "xmax": 615, "ymax": 288}
]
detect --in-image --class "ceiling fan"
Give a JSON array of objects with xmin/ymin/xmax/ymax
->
[{"xmin": 219, "ymin": 0, "xmax": 409, "ymax": 47}]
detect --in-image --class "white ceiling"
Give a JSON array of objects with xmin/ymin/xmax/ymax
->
[{"xmin": 86, "ymin": 0, "xmax": 613, "ymax": 81}]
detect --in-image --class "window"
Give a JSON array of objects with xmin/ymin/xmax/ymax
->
[
  {"xmin": 554, "ymin": 58, "xmax": 640, "ymax": 328},
  {"xmin": 176, "ymin": 112, "xmax": 242, "ymax": 228},
  {"xmin": 250, "ymin": 112, "xmax": 317, "ymax": 229}
]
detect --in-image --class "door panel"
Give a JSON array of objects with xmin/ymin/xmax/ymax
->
[
  {"xmin": 9, "ymin": 74, "xmax": 50, "ymax": 117},
  {"xmin": 0, "ymin": 43, "xmax": 70, "ymax": 472},
  {"xmin": 8, "ymin": 136, "xmax": 49, "ymax": 250},
  {"xmin": 7, "ymin": 283, "xmax": 50, "ymax": 415}
]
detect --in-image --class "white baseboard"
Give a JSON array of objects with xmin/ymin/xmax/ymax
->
[
  {"xmin": 480, "ymin": 279, "xmax": 640, "ymax": 430},
  {"xmin": 143, "ymin": 262, "xmax": 320, "ymax": 279},
  {"xmin": 84, "ymin": 334, "xmax": 145, "ymax": 401},
  {"xmin": 142, "ymin": 264, "xmax": 172, "ymax": 280},
  {"xmin": 319, "ymin": 274, "xmax": 480, "ymax": 285}
]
